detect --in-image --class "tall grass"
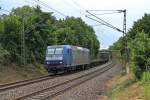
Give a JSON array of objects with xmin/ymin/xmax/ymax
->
[
  {"xmin": 142, "ymin": 72, "xmax": 150, "ymax": 99},
  {"xmin": 107, "ymin": 74, "xmax": 135, "ymax": 100},
  {"xmin": 108, "ymin": 79, "xmax": 135, "ymax": 99}
]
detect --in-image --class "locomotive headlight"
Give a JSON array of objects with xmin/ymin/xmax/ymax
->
[
  {"xmin": 47, "ymin": 62, "xmax": 50, "ymax": 64},
  {"xmin": 59, "ymin": 62, "xmax": 62, "ymax": 64}
]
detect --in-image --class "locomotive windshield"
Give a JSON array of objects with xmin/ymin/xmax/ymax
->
[
  {"xmin": 47, "ymin": 48, "xmax": 63, "ymax": 55},
  {"xmin": 46, "ymin": 47, "xmax": 63, "ymax": 61},
  {"xmin": 55, "ymin": 48, "xmax": 63, "ymax": 54},
  {"xmin": 47, "ymin": 48, "xmax": 55, "ymax": 54}
]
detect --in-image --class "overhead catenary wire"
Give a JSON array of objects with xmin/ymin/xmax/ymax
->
[
  {"xmin": 87, "ymin": 9, "xmax": 123, "ymax": 12},
  {"xmin": 85, "ymin": 15, "xmax": 106, "ymax": 26},
  {"xmin": 71, "ymin": 0, "xmax": 86, "ymax": 11},
  {"xmin": 63, "ymin": 0, "xmax": 87, "ymax": 17},
  {"xmin": 63, "ymin": 0, "xmax": 79, "ymax": 9},
  {"xmin": 25, "ymin": 0, "xmax": 56, "ymax": 15},
  {"xmin": 30, "ymin": 0, "xmax": 67, "ymax": 17},
  {"xmin": 25, "ymin": 0, "xmax": 39, "ymax": 7},
  {"xmin": 86, "ymin": 9, "xmax": 128, "ymax": 73},
  {"xmin": 86, "ymin": 10, "xmax": 121, "ymax": 31},
  {"xmin": 86, "ymin": 14, "xmax": 120, "ymax": 32},
  {"xmin": 26, "ymin": 0, "xmax": 87, "ymax": 19},
  {"xmin": 87, "ymin": 11, "xmax": 122, "ymax": 16},
  {"xmin": 90, "ymin": 24, "xmax": 103, "ymax": 27},
  {"xmin": 85, "ymin": 15, "xmax": 113, "ymax": 47},
  {"xmin": 63, "ymin": 0, "xmax": 86, "ymax": 15},
  {"xmin": 86, "ymin": 10, "xmax": 123, "ymax": 32}
]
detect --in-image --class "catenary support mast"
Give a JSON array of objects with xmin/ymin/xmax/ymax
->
[{"xmin": 86, "ymin": 9, "xmax": 128, "ymax": 74}]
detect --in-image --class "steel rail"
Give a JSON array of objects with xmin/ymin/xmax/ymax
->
[
  {"xmin": 15, "ymin": 62, "xmax": 113, "ymax": 100},
  {"xmin": 0, "ymin": 75, "xmax": 57, "ymax": 92},
  {"xmin": 0, "ymin": 62, "xmax": 107, "ymax": 92},
  {"xmin": 43, "ymin": 63, "xmax": 115, "ymax": 100}
]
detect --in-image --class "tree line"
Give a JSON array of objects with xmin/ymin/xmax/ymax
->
[
  {"xmin": 109, "ymin": 14, "xmax": 150, "ymax": 79},
  {"xmin": 0, "ymin": 6, "xmax": 100, "ymax": 66}
]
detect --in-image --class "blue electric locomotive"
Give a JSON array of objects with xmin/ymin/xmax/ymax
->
[{"xmin": 45, "ymin": 45, "xmax": 90, "ymax": 73}]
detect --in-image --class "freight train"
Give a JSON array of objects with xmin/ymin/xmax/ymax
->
[{"xmin": 45, "ymin": 45, "xmax": 111, "ymax": 74}]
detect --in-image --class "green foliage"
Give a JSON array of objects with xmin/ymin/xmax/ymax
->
[
  {"xmin": 0, "ymin": 6, "xmax": 100, "ymax": 66},
  {"xmin": 129, "ymin": 32, "xmax": 150, "ymax": 79},
  {"xmin": 109, "ymin": 37, "xmax": 122, "ymax": 51},
  {"xmin": 127, "ymin": 14, "xmax": 150, "ymax": 79},
  {"xmin": 142, "ymin": 72, "xmax": 150, "ymax": 99},
  {"xmin": 127, "ymin": 14, "xmax": 150, "ymax": 39},
  {"xmin": 109, "ymin": 13, "xmax": 150, "ymax": 79},
  {"xmin": 56, "ymin": 17, "xmax": 100, "ymax": 58},
  {"xmin": 0, "ymin": 44, "xmax": 10, "ymax": 64},
  {"xmin": 1, "ymin": 15, "xmax": 22, "ymax": 64}
]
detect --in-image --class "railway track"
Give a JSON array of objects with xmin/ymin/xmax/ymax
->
[
  {"xmin": 0, "ymin": 62, "xmax": 113, "ymax": 100},
  {"xmin": 0, "ymin": 62, "xmax": 107, "ymax": 93},
  {"xmin": 0, "ymin": 75, "xmax": 58, "ymax": 92},
  {"xmin": 15, "ymin": 62, "xmax": 114, "ymax": 100}
]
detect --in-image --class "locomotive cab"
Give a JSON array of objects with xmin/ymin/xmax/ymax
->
[
  {"xmin": 45, "ymin": 45, "xmax": 72, "ymax": 73},
  {"xmin": 46, "ymin": 47, "xmax": 64, "ymax": 65},
  {"xmin": 45, "ymin": 45, "xmax": 90, "ymax": 74}
]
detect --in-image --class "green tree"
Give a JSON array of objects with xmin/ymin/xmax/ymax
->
[
  {"xmin": 56, "ymin": 17, "xmax": 100, "ymax": 58},
  {"xmin": 129, "ymin": 32, "xmax": 150, "ymax": 79},
  {"xmin": 127, "ymin": 14, "xmax": 150, "ymax": 39},
  {"xmin": 0, "ymin": 5, "xmax": 100, "ymax": 66},
  {"xmin": 109, "ymin": 13, "xmax": 150, "ymax": 79},
  {"xmin": 0, "ymin": 15, "xmax": 22, "ymax": 63}
]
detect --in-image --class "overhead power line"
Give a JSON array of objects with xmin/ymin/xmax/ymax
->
[
  {"xmin": 90, "ymin": 24, "xmax": 104, "ymax": 27},
  {"xmin": 25, "ymin": 0, "xmax": 39, "ymax": 7},
  {"xmin": 86, "ymin": 10, "xmax": 123, "ymax": 32},
  {"xmin": 87, "ymin": 10, "xmax": 122, "ymax": 12},
  {"xmin": 86, "ymin": 15, "xmax": 121, "ymax": 32},
  {"xmin": 63, "ymin": 0, "xmax": 86, "ymax": 15},
  {"xmin": 29, "ymin": 0, "xmax": 67, "ymax": 17},
  {"xmin": 86, "ymin": 9, "xmax": 128, "ymax": 74},
  {"xmin": 87, "ymin": 11, "xmax": 122, "ymax": 16},
  {"xmin": 71, "ymin": 0, "xmax": 86, "ymax": 11},
  {"xmin": 85, "ymin": 15, "xmax": 106, "ymax": 26},
  {"xmin": 63, "ymin": 0, "xmax": 87, "ymax": 17}
]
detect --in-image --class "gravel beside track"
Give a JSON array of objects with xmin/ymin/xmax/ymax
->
[
  {"xmin": 17, "ymin": 62, "xmax": 114, "ymax": 100},
  {"xmin": 0, "ymin": 76, "xmax": 49, "ymax": 88},
  {"xmin": 0, "ymin": 61, "xmax": 113, "ymax": 100},
  {"xmin": 0, "ymin": 76, "xmax": 55, "ymax": 92},
  {"xmin": 52, "ymin": 61, "xmax": 121, "ymax": 100}
]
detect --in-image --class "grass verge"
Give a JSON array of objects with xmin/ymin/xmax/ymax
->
[
  {"xmin": 142, "ymin": 71, "xmax": 150, "ymax": 100},
  {"xmin": 107, "ymin": 73, "xmax": 136, "ymax": 100}
]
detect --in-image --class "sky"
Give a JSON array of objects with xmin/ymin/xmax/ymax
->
[{"xmin": 1, "ymin": 0, "xmax": 150, "ymax": 49}]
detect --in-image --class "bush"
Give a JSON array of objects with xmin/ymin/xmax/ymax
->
[
  {"xmin": 142, "ymin": 72, "xmax": 150, "ymax": 99},
  {"xmin": 129, "ymin": 32, "xmax": 150, "ymax": 79},
  {"xmin": 0, "ymin": 45, "xmax": 10, "ymax": 65},
  {"xmin": 133, "ymin": 65, "xmax": 143, "ymax": 79}
]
